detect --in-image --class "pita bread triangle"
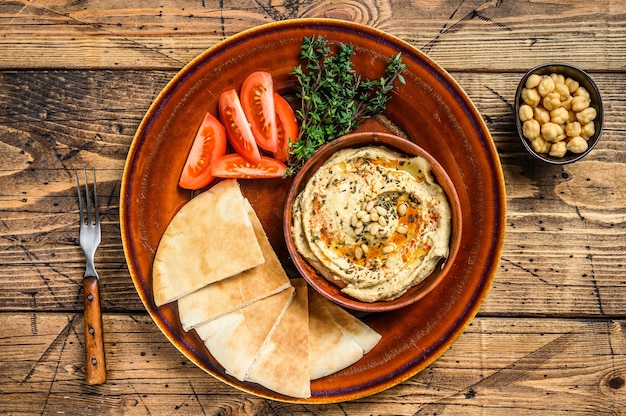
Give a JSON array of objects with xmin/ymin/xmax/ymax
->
[
  {"xmin": 307, "ymin": 289, "xmax": 366, "ymax": 380},
  {"xmin": 177, "ymin": 198, "xmax": 291, "ymax": 331},
  {"xmin": 194, "ymin": 286, "xmax": 295, "ymax": 381},
  {"xmin": 327, "ymin": 301, "xmax": 382, "ymax": 354},
  {"xmin": 245, "ymin": 278, "xmax": 311, "ymax": 399},
  {"xmin": 152, "ymin": 179, "xmax": 265, "ymax": 306}
]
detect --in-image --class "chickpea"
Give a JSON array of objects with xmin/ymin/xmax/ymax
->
[
  {"xmin": 543, "ymin": 92, "xmax": 561, "ymax": 111},
  {"xmin": 565, "ymin": 77, "xmax": 579, "ymax": 93},
  {"xmin": 576, "ymin": 107, "xmax": 597, "ymax": 125},
  {"xmin": 525, "ymin": 74, "xmax": 542, "ymax": 89},
  {"xmin": 531, "ymin": 137, "xmax": 551, "ymax": 154},
  {"xmin": 522, "ymin": 119, "xmax": 541, "ymax": 140},
  {"xmin": 574, "ymin": 86, "xmax": 590, "ymax": 98},
  {"xmin": 550, "ymin": 73, "xmax": 565, "ymax": 85},
  {"xmin": 541, "ymin": 122, "xmax": 564, "ymax": 142},
  {"xmin": 538, "ymin": 76, "xmax": 556, "ymax": 97},
  {"xmin": 521, "ymin": 87, "xmax": 541, "ymax": 107},
  {"xmin": 565, "ymin": 121, "xmax": 582, "ymax": 138},
  {"xmin": 561, "ymin": 97, "xmax": 573, "ymax": 110},
  {"xmin": 581, "ymin": 121, "xmax": 595, "ymax": 139},
  {"xmin": 567, "ymin": 110, "xmax": 577, "ymax": 123},
  {"xmin": 554, "ymin": 83, "xmax": 570, "ymax": 100},
  {"xmin": 518, "ymin": 71, "xmax": 598, "ymax": 158},
  {"xmin": 571, "ymin": 95, "xmax": 590, "ymax": 112},
  {"xmin": 534, "ymin": 107, "xmax": 551, "ymax": 125},
  {"xmin": 550, "ymin": 107, "xmax": 569, "ymax": 125},
  {"xmin": 566, "ymin": 136, "xmax": 589, "ymax": 154},
  {"xmin": 519, "ymin": 104, "xmax": 533, "ymax": 122},
  {"xmin": 549, "ymin": 140, "xmax": 567, "ymax": 158}
]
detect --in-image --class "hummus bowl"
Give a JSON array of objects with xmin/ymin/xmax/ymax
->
[{"xmin": 284, "ymin": 132, "xmax": 462, "ymax": 312}]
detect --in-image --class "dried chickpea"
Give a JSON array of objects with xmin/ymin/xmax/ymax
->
[
  {"xmin": 538, "ymin": 76, "xmax": 556, "ymax": 97},
  {"xmin": 525, "ymin": 74, "xmax": 542, "ymax": 89},
  {"xmin": 550, "ymin": 107, "xmax": 569, "ymax": 125},
  {"xmin": 561, "ymin": 97, "xmax": 573, "ymax": 111},
  {"xmin": 565, "ymin": 121, "xmax": 582, "ymax": 137},
  {"xmin": 522, "ymin": 119, "xmax": 541, "ymax": 140},
  {"xmin": 531, "ymin": 137, "xmax": 551, "ymax": 154},
  {"xmin": 571, "ymin": 95, "xmax": 590, "ymax": 112},
  {"xmin": 576, "ymin": 107, "xmax": 597, "ymax": 125},
  {"xmin": 565, "ymin": 77, "xmax": 579, "ymax": 93},
  {"xmin": 554, "ymin": 83, "xmax": 571, "ymax": 100},
  {"xmin": 518, "ymin": 71, "xmax": 598, "ymax": 158},
  {"xmin": 550, "ymin": 73, "xmax": 565, "ymax": 85},
  {"xmin": 541, "ymin": 122, "xmax": 564, "ymax": 142},
  {"xmin": 549, "ymin": 140, "xmax": 567, "ymax": 157},
  {"xmin": 574, "ymin": 86, "xmax": 590, "ymax": 98},
  {"xmin": 521, "ymin": 87, "xmax": 541, "ymax": 107},
  {"xmin": 534, "ymin": 107, "xmax": 551, "ymax": 125},
  {"xmin": 543, "ymin": 92, "xmax": 561, "ymax": 111},
  {"xmin": 519, "ymin": 104, "xmax": 533, "ymax": 122},
  {"xmin": 581, "ymin": 122, "xmax": 595, "ymax": 139},
  {"xmin": 567, "ymin": 110, "xmax": 577, "ymax": 123},
  {"xmin": 566, "ymin": 136, "xmax": 588, "ymax": 154}
]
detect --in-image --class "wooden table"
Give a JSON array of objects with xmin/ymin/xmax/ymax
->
[{"xmin": 2, "ymin": 1, "xmax": 625, "ymax": 414}]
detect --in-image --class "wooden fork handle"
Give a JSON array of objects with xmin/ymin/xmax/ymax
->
[{"xmin": 83, "ymin": 276, "xmax": 107, "ymax": 385}]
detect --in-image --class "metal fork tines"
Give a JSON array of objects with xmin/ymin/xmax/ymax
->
[
  {"xmin": 76, "ymin": 168, "xmax": 101, "ymax": 278},
  {"xmin": 75, "ymin": 168, "xmax": 107, "ymax": 385}
]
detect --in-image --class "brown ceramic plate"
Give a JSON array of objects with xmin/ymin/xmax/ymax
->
[{"xmin": 120, "ymin": 18, "xmax": 506, "ymax": 403}]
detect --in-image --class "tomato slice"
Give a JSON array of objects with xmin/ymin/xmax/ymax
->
[
  {"xmin": 211, "ymin": 154, "xmax": 287, "ymax": 179},
  {"xmin": 178, "ymin": 111, "xmax": 227, "ymax": 190},
  {"xmin": 219, "ymin": 89, "xmax": 262, "ymax": 164},
  {"xmin": 240, "ymin": 71, "xmax": 279, "ymax": 153},
  {"xmin": 272, "ymin": 93, "xmax": 299, "ymax": 162}
]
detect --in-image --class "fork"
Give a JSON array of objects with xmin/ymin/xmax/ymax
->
[{"xmin": 75, "ymin": 168, "xmax": 107, "ymax": 385}]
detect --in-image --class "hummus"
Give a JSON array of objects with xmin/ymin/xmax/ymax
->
[{"xmin": 291, "ymin": 146, "xmax": 452, "ymax": 302}]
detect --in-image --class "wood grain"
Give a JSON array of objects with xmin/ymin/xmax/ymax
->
[
  {"xmin": 0, "ymin": 0, "xmax": 625, "ymax": 71},
  {"xmin": 1, "ymin": 0, "xmax": 626, "ymax": 412},
  {"xmin": 82, "ymin": 276, "xmax": 106, "ymax": 385},
  {"xmin": 1, "ymin": 313, "xmax": 625, "ymax": 415}
]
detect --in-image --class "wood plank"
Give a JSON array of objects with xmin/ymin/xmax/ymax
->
[
  {"xmin": 1, "ymin": 312, "xmax": 625, "ymax": 414},
  {"xmin": 0, "ymin": 0, "xmax": 625, "ymax": 71},
  {"xmin": 0, "ymin": 70, "xmax": 625, "ymax": 316},
  {"xmin": 1, "ymin": 1, "xmax": 624, "ymax": 414}
]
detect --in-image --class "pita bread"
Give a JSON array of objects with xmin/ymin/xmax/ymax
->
[
  {"xmin": 152, "ymin": 179, "xmax": 265, "ymax": 306},
  {"xmin": 245, "ymin": 278, "xmax": 310, "ymax": 399},
  {"xmin": 177, "ymin": 199, "xmax": 291, "ymax": 330},
  {"xmin": 194, "ymin": 286, "xmax": 295, "ymax": 381},
  {"xmin": 322, "ymin": 297, "xmax": 382, "ymax": 355},
  {"xmin": 307, "ymin": 290, "xmax": 367, "ymax": 380}
]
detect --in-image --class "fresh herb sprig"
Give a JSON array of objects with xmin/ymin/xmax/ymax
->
[{"xmin": 287, "ymin": 35, "xmax": 406, "ymax": 175}]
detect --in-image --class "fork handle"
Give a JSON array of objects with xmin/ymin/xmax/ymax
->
[{"xmin": 83, "ymin": 276, "xmax": 107, "ymax": 385}]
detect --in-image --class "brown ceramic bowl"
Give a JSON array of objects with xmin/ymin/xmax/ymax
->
[
  {"xmin": 515, "ymin": 63, "xmax": 603, "ymax": 164},
  {"xmin": 284, "ymin": 132, "xmax": 462, "ymax": 313},
  {"xmin": 121, "ymin": 18, "xmax": 506, "ymax": 403}
]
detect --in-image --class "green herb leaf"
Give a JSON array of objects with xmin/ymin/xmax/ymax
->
[{"xmin": 286, "ymin": 35, "xmax": 406, "ymax": 175}]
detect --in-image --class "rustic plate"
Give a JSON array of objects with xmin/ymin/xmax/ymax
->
[{"xmin": 120, "ymin": 18, "xmax": 506, "ymax": 403}]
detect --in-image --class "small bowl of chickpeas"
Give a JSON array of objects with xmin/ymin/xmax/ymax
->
[{"xmin": 515, "ymin": 63, "xmax": 603, "ymax": 164}]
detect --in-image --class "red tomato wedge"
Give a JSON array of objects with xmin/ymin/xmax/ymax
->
[
  {"xmin": 219, "ymin": 89, "xmax": 262, "ymax": 164},
  {"xmin": 212, "ymin": 154, "xmax": 287, "ymax": 179},
  {"xmin": 272, "ymin": 93, "xmax": 299, "ymax": 162},
  {"xmin": 240, "ymin": 71, "xmax": 279, "ymax": 153},
  {"xmin": 178, "ymin": 111, "xmax": 227, "ymax": 190}
]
